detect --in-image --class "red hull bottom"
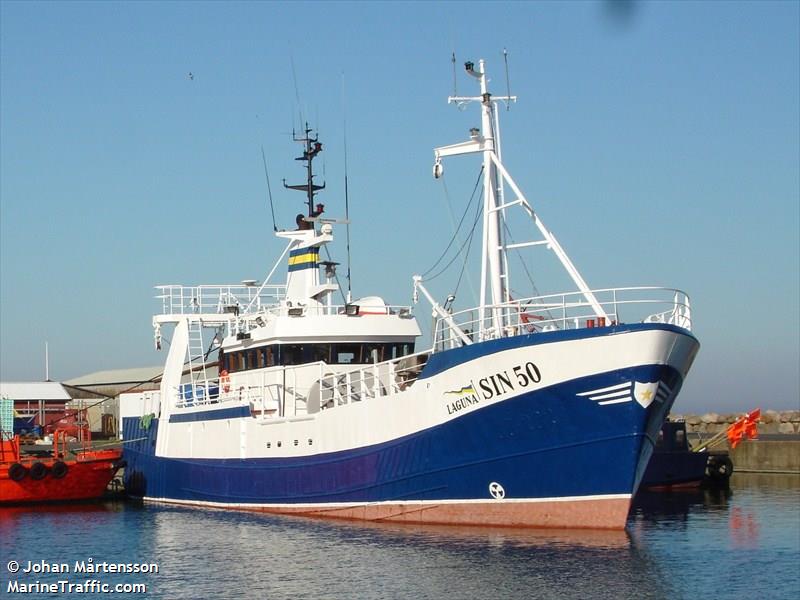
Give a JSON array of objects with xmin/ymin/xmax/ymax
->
[
  {"xmin": 1, "ymin": 455, "xmax": 121, "ymax": 505},
  {"xmin": 140, "ymin": 495, "xmax": 633, "ymax": 530}
]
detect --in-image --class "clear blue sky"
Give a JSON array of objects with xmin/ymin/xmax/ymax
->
[{"xmin": 1, "ymin": 1, "xmax": 798, "ymax": 413}]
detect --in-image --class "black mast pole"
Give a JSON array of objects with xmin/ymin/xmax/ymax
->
[
  {"xmin": 305, "ymin": 125, "xmax": 313, "ymax": 216},
  {"xmin": 283, "ymin": 123, "xmax": 325, "ymax": 221}
]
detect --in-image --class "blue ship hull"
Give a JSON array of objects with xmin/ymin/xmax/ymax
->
[
  {"xmin": 122, "ymin": 324, "xmax": 698, "ymax": 527},
  {"xmin": 123, "ymin": 371, "xmax": 678, "ymax": 507}
]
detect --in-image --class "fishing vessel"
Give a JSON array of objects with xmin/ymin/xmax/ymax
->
[
  {"xmin": 640, "ymin": 420, "xmax": 732, "ymax": 491},
  {"xmin": 123, "ymin": 59, "xmax": 699, "ymax": 529}
]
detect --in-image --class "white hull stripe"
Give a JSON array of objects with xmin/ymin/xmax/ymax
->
[
  {"xmin": 598, "ymin": 398, "xmax": 631, "ymax": 406},
  {"xmin": 589, "ymin": 389, "xmax": 633, "ymax": 401},
  {"xmin": 578, "ymin": 381, "xmax": 634, "ymax": 405},
  {"xmin": 578, "ymin": 379, "xmax": 676, "ymax": 408},
  {"xmin": 576, "ymin": 382, "xmax": 631, "ymax": 396},
  {"xmin": 140, "ymin": 493, "xmax": 632, "ymax": 509}
]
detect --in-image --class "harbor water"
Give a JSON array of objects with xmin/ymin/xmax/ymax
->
[{"xmin": 1, "ymin": 473, "xmax": 798, "ymax": 599}]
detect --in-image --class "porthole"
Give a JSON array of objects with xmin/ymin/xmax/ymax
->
[
  {"xmin": 277, "ymin": 441, "xmax": 282, "ymax": 448},
  {"xmin": 293, "ymin": 440, "xmax": 299, "ymax": 446},
  {"xmin": 308, "ymin": 439, "xmax": 313, "ymax": 446},
  {"xmin": 266, "ymin": 442, "xmax": 271, "ymax": 448}
]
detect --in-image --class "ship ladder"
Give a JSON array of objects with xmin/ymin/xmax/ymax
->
[{"xmin": 186, "ymin": 320, "xmax": 208, "ymax": 401}]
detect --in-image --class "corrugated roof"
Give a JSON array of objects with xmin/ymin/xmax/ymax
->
[
  {"xmin": 64, "ymin": 367, "xmax": 164, "ymax": 387},
  {"xmin": 0, "ymin": 381, "xmax": 71, "ymax": 401}
]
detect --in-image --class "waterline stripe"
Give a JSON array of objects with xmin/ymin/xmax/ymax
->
[{"xmin": 141, "ymin": 492, "xmax": 632, "ymax": 509}]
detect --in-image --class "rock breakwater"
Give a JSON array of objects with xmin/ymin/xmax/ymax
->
[{"xmin": 670, "ymin": 410, "xmax": 800, "ymax": 435}]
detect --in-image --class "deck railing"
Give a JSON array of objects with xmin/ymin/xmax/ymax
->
[
  {"xmin": 156, "ymin": 284, "xmax": 414, "ymax": 322},
  {"xmin": 170, "ymin": 350, "xmax": 431, "ymax": 417},
  {"xmin": 433, "ymin": 286, "xmax": 692, "ymax": 351},
  {"xmin": 316, "ymin": 350, "xmax": 430, "ymax": 409},
  {"xmin": 166, "ymin": 287, "xmax": 690, "ymax": 418},
  {"xmin": 156, "ymin": 284, "xmax": 287, "ymax": 317}
]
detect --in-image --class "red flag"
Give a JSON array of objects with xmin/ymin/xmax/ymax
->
[
  {"xmin": 727, "ymin": 408, "xmax": 760, "ymax": 449},
  {"xmin": 727, "ymin": 419, "xmax": 745, "ymax": 448},
  {"xmin": 746, "ymin": 408, "xmax": 761, "ymax": 424},
  {"xmin": 744, "ymin": 420, "xmax": 758, "ymax": 439}
]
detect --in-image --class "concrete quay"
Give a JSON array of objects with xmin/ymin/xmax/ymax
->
[{"xmin": 671, "ymin": 410, "xmax": 800, "ymax": 474}]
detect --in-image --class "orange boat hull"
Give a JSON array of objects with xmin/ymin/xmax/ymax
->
[{"xmin": 0, "ymin": 451, "xmax": 122, "ymax": 504}]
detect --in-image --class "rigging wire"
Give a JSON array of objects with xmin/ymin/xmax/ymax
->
[
  {"xmin": 53, "ymin": 370, "xmax": 167, "ymax": 438},
  {"xmin": 421, "ymin": 167, "xmax": 484, "ymax": 278},
  {"xmin": 46, "ymin": 326, "xmax": 226, "ymax": 436},
  {"xmin": 452, "ymin": 185, "xmax": 484, "ymax": 297},
  {"xmin": 261, "ymin": 146, "xmax": 278, "ymax": 231},
  {"xmin": 440, "ymin": 168, "xmax": 479, "ymax": 303},
  {"xmin": 425, "ymin": 176, "xmax": 485, "ymax": 282}
]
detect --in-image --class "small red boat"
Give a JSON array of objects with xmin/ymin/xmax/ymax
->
[{"xmin": 0, "ymin": 430, "xmax": 122, "ymax": 504}]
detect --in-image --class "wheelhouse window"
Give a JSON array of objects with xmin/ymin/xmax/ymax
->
[
  {"xmin": 363, "ymin": 343, "xmax": 386, "ymax": 363},
  {"xmin": 279, "ymin": 345, "xmax": 305, "ymax": 366},
  {"xmin": 220, "ymin": 341, "xmax": 416, "ymax": 374},
  {"xmin": 389, "ymin": 343, "xmax": 414, "ymax": 359},
  {"xmin": 260, "ymin": 346, "xmax": 274, "ymax": 368},
  {"xmin": 226, "ymin": 352, "xmax": 241, "ymax": 373},
  {"xmin": 332, "ymin": 343, "xmax": 360, "ymax": 364},
  {"xmin": 310, "ymin": 344, "xmax": 330, "ymax": 363}
]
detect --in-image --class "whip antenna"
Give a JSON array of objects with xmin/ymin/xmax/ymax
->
[
  {"xmin": 503, "ymin": 47, "xmax": 512, "ymax": 111},
  {"xmin": 261, "ymin": 146, "xmax": 277, "ymax": 231},
  {"xmin": 451, "ymin": 51, "xmax": 458, "ymax": 97},
  {"xmin": 290, "ymin": 52, "xmax": 305, "ymax": 130},
  {"xmin": 341, "ymin": 72, "xmax": 352, "ymax": 302}
]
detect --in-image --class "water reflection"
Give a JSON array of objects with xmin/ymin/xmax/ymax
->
[
  {"xmin": 139, "ymin": 504, "xmax": 674, "ymax": 600},
  {"xmin": 2, "ymin": 476, "xmax": 797, "ymax": 600},
  {"xmin": 631, "ymin": 487, "xmax": 732, "ymax": 523},
  {"xmin": 0, "ymin": 499, "xmax": 122, "ymax": 518},
  {"xmin": 728, "ymin": 505, "xmax": 760, "ymax": 549},
  {"xmin": 0, "ymin": 500, "xmax": 124, "ymax": 544},
  {"xmin": 283, "ymin": 515, "xmax": 631, "ymax": 549}
]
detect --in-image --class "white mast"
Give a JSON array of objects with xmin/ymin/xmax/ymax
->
[
  {"xmin": 432, "ymin": 58, "xmax": 607, "ymax": 340},
  {"xmin": 476, "ymin": 60, "xmax": 506, "ymax": 335},
  {"xmin": 437, "ymin": 59, "xmax": 515, "ymax": 338}
]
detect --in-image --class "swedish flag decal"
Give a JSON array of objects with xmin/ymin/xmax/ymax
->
[{"xmin": 288, "ymin": 247, "xmax": 319, "ymax": 272}]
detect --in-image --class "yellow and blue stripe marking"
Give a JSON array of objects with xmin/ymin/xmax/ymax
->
[{"xmin": 288, "ymin": 247, "xmax": 319, "ymax": 272}]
